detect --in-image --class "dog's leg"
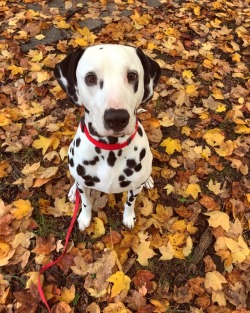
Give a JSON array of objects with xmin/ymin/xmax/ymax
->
[
  {"xmin": 123, "ymin": 185, "xmax": 143, "ymax": 229},
  {"xmin": 68, "ymin": 182, "xmax": 93, "ymax": 231},
  {"xmin": 144, "ymin": 176, "xmax": 154, "ymax": 189}
]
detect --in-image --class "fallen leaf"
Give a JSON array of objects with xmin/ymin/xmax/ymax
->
[{"xmin": 107, "ymin": 271, "xmax": 131, "ymax": 298}]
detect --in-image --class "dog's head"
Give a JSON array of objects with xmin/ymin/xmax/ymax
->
[{"xmin": 54, "ymin": 44, "xmax": 161, "ymax": 137}]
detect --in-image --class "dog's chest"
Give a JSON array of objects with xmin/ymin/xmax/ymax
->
[{"xmin": 68, "ymin": 125, "xmax": 152, "ymax": 194}]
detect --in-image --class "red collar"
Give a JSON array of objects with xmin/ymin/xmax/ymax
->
[{"xmin": 82, "ymin": 121, "xmax": 138, "ymax": 150}]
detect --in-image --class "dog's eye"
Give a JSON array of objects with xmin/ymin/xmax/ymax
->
[
  {"xmin": 127, "ymin": 71, "xmax": 138, "ymax": 83},
  {"xmin": 85, "ymin": 73, "xmax": 97, "ymax": 86}
]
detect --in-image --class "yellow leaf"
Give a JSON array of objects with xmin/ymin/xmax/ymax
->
[
  {"xmin": 134, "ymin": 240, "xmax": 157, "ymax": 266},
  {"xmin": 159, "ymin": 242, "xmax": 174, "ymax": 261},
  {"xmin": 12, "ymin": 199, "xmax": 33, "ymax": 220},
  {"xmin": 203, "ymin": 128, "xmax": 225, "ymax": 146},
  {"xmin": 103, "ymin": 302, "xmax": 132, "ymax": 313},
  {"xmin": 32, "ymin": 135, "xmax": 60, "ymax": 155},
  {"xmin": 147, "ymin": 42, "xmax": 158, "ymax": 51},
  {"xmin": 183, "ymin": 236, "xmax": 193, "ymax": 257},
  {"xmin": 107, "ymin": 271, "xmax": 131, "ymax": 298},
  {"xmin": 0, "ymin": 160, "xmax": 9, "ymax": 178},
  {"xmin": 160, "ymin": 137, "xmax": 182, "ymax": 155},
  {"xmin": 59, "ymin": 146, "xmax": 69, "ymax": 161},
  {"xmin": 150, "ymin": 299, "xmax": 169, "ymax": 312},
  {"xmin": 207, "ymin": 179, "xmax": 222, "ymax": 195},
  {"xmin": 7, "ymin": 65, "xmax": 23, "ymax": 76},
  {"xmin": 185, "ymin": 84, "xmax": 198, "ymax": 97},
  {"xmin": 211, "ymin": 18, "xmax": 222, "ymax": 28},
  {"xmin": 75, "ymin": 37, "xmax": 88, "ymax": 47},
  {"xmin": 216, "ymin": 103, "xmax": 226, "ymax": 112},
  {"xmin": 59, "ymin": 285, "xmax": 76, "ymax": 303},
  {"xmin": 35, "ymin": 34, "xmax": 45, "ymax": 40},
  {"xmin": 0, "ymin": 113, "xmax": 11, "ymax": 127},
  {"xmin": 214, "ymin": 140, "xmax": 234, "ymax": 157},
  {"xmin": 224, "ymin": 235, "xmax": 250, "ymax": 263},
  {"xmin": 205, "ymin": 271, "xmax": 227, "ymax": 291},
  {"xmin": 91, "ymin": 217, "xmax": 105, "ymax": 239},
  {"xmin": 232, "ymin": 52, "xmax": 241, "ymax": 63},
  {"xmin": 186, "ymin": 183, "xmax": 201, "ymax": 199},
  {"xmin": 169, "ymin": 232, "xmax": 186, "ymax": 247},
  {"xmin": 21, "ymin": 162, "xmax": 40, "ymax": 175},
  {"xmin": 25, "ymin": 272, "xmax": 43, "ymax": 289},
  {"xmin": 234, "ymin": 125, "xmax": 250, "ymax": 134},
  {"xmin": 54, "ymin": 19, "xmax": 71, "ymax": 29},
  {"xmin": 182, "ymin": 70, "xmax": 194, "ymax": 80},
  {"xmin": 0, "ymin": 241, "xmax": 11, "ymax": 259},
  {"xmin": 204, "ymin": 211, "xmax": 230, "ymax": 231},
  {"xmin": 36, "ymin": 71, "xmax": 49, "ymax": 83},
  {"xmin": 193, "ymin": 5, "xmax": 201, "ymax": 16}
]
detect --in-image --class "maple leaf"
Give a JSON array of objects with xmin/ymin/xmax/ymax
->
[
  {"xmin": 107, "ymin": 271, "xmax": 131, "ymax": 298},
  {"xmin": 160, "ymin": 137, "xmax": 182, "ymax": 155},
  {"xmin": 58, "ymin": 284, "xmax": 76, "ymax": 303},
  {"xmin": 204, "ymin": 211, "xmax": 230, "ymax": 232},
  {"xmin": 32, "ymin": 135, "xmax": 60, "ymax": 155},
  {"xmin": 14, "ymin": 283, "xmax": 40, "ymax": 313},
  {"xmin": 0, "ymin": 160, "xmax": 10, "ymax": 178},
  {"xmin": 186, "ymin": 183, "xmax": 201, "ymax": 199},
  {"xmin": 224, "ymin": 235, "xmax": 249, "ymax": 263},
  {"xmin": 203, "ymin": 128, "xmax": 225, "ymax": 147},
  {"xmin": 133, "ymin": 232, "xmax": 157, "ymax": 266},
  {"xmin": 12, "ymin": 199, "xmax": 33, "ymax": 220},
  {"xmin": 205, "ymin": 271, "xmax": 227, "ymax": 292},
  {"xmin": 159, "ymin": 242, "xmax": 174, "ymax": 261},
  {"xmin": 103, "ymin": 302, "xmax": 132, "ymax": 313}
]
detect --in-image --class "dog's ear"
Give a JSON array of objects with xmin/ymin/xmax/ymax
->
[
  {"xmin": 136, "ymin": 48, "xmax": 161, "ymax": 104},
  {"xmin": 54, "ymin": 48, "xmax": 85, "ymax": 105}
]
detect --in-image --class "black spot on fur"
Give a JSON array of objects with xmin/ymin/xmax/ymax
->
[
  {"xmin": 69, "ymin": 158, "xmax": 74, "ymax": 167},
  {"xmin": 124, "ymin": 168, "xmax": 133, "ymax": 176},
  {"xmin": 76, "ymin": 137, "xmax": 81, "ymax": 147},
  {"xmin": 140, "ymin": 148, "xmax": 146, "ymax": 161},
  {"xmin": 77, "ymin": 164, "xmax": 86, "ymax": 178},
  {"xmin": 134, "ymin": 164, "xmax": 142, "ymax": 172},
  {"xmin": 120, "ymin": 181, "xmax": 131, "ymax": 188},
  {"xmin": 138, "ymin": 126, "xmax": 143, "ymax": 137},
  {"xmin": 83, "ymin": 156, "xmax": 99, "ymax": 166},
  {"xmin": 126, "ymin": 159, "xmax": 136, "ymax": 168},
  {"xmin": 95, "ymin": 147, "xmax": 101, "ymax": 154},
  {"xmin": 128, "ymin": 191, "xmax": 135, "ymax": 202},
  {"xmin": 100, "ymin": 80, "xmax": 104, "ymax": 89},
  {"xmin": 88, "ymin": 122, "xmax": 100, "ymax": 137},
  {"xmin": 83, "ymin": 175, "xmax": 100, "ymax": 187},
  {"xmin": 78, "ymin": 187, "xmax": 84, "ymax": 194},
  {"xmin": 118, "ymin": 150, "xmax": 122, "ymax": 157},
  {"xmin": 107, "ymin": 151, "xmax": 117, "ymax": 167},
  {"xmin": 134, "ymin": 146, "xmax": 138, "ymax": 151},
  {"xmin": 119, "ymin": 175, "xmax": 125, "ymax": 181},
  {"xmin": 71, "ymin": 147, "xmax": 74, "ymax": 156}
]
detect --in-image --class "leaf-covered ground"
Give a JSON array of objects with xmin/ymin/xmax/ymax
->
[{"xmin": 0, "ymin": 0, "xmax": 250, "ymax": 312}]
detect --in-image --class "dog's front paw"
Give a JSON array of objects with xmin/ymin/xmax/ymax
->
[
  {"xmin": 144, "ymin": 176, "xmax": 154, "ymax": 189},
  {"xmin": 77, "ymin": 210, "xmax": 91, "ymax": 231},
  {"xmin": 123, "ymin": 211, "xmax": 136, "ymax": 229},
  {"xmin": 68, "ymin": 183, "xmax": 77, "ymax": 202}
]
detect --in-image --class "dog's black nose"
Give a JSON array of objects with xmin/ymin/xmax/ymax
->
[{"xmin": 104, "ymin": 109, "xmax": 130, "ymax": 131}]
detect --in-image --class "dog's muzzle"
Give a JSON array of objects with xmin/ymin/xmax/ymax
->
[{"xmin": 104, "ymin": 109, "xmax": 130, "ymax": 132}]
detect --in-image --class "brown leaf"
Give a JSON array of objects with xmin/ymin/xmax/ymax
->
[
  {"xmin": 32, "ymin": 235, "xmax": 56, "ymax": 255},
  {"xmin": 133, "ymin": 270, "xmax": 155, "ymax": 294},
  {"xmin": 126, "ymin": 290, "xmax": 147, "ymax": 310},
  {"xmin": 14, "ymin": 284, "xmax": 40, "ymax": 313}
]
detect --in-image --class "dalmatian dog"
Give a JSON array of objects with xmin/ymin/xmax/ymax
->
[{"xmin": 54, "ymin": 44, "xmax": 161, "ymax": 231}]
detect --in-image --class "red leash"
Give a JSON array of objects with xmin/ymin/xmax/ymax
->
[{"xmin": 37, "ymin": 189, "xmax": 80, "ymax": 312}]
